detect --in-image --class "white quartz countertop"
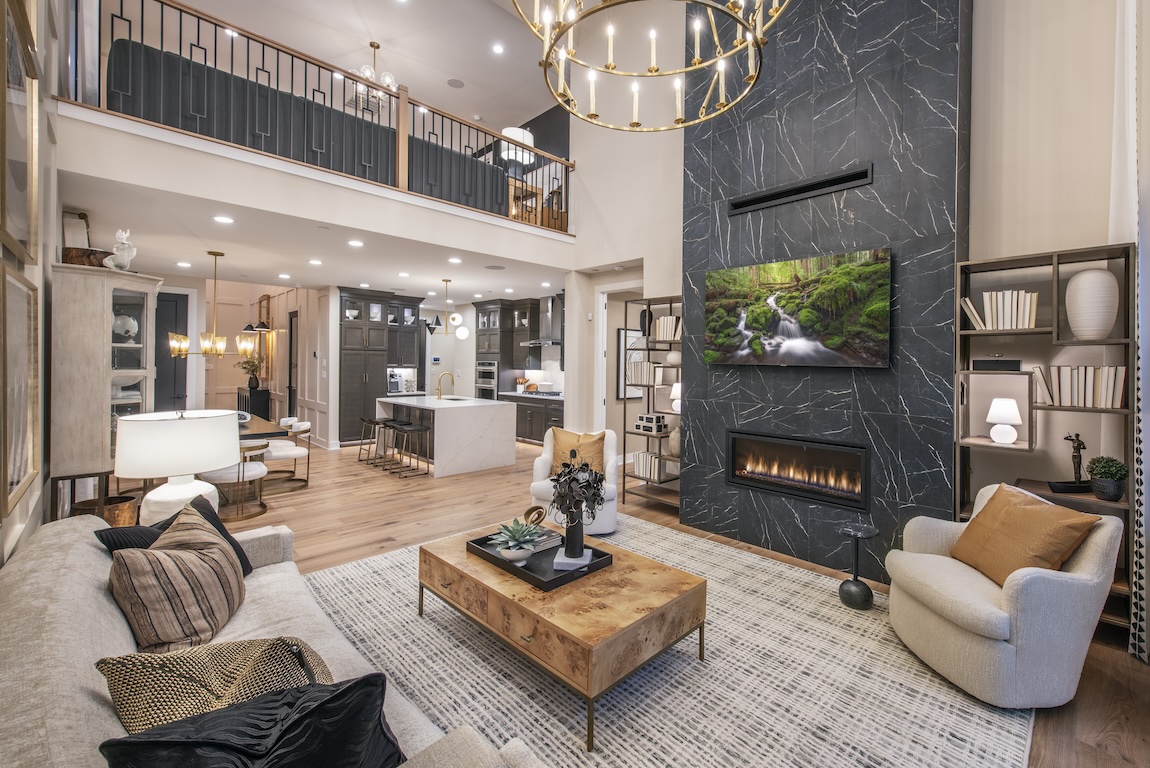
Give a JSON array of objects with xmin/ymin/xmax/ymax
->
[
  {"xmin": 380, "ymin": 395, "xmax": 514, "ymax": 411},
  {"xmin": 497, "ymin": 391, "xmax": 565, "ymax": 401}
]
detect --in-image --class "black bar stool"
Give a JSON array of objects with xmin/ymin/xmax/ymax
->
[
  {"xmin": 357, "ymin": 417, "xmax": 385, "ymax": 463},
  {"xmin": 376, "ymin": 419, "xmax": 409, "ymax": 469},
  {"xmin": 391, "ymin": 423, "xmax": 431, "ymax": 478}
]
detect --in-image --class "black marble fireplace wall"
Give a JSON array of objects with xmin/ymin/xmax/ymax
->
[{"xmin": 679, "ymin": 0, "xmax": 972, "ymax": 582}]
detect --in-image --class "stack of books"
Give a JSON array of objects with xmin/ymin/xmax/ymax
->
[
  {"xmin": 960, "ymin": 291, "xmax": 1039, "ymax": 330},
  {"xmin": 652, "ymin": 315, "xmax": 682, "ymax": 341},
  {"xmin": 1033, "ymin": 365, "xmax": 1126, "ymax": 408},
  {"xmin": 626, "ymin": 360, "xmax": 654, "ymax": 386},
  {"xmin": 532, "ymin": 529, "xmax": 563, "ymax": 552},
  {"xmin": 632, "ymin": 452, "xmax": 677, "ymax": 482}
]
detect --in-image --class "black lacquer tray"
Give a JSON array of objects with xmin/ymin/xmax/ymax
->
[{"xmin": 466, "ymin": 535, "xmax": 613, "ymax": 591}]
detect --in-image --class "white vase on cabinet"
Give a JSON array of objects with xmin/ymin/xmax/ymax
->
[{"xmin": 1064, "ymin": 268, "xmax": 1119, "ymax": 341}]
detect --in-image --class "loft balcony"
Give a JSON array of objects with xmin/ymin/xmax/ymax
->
[{"xmin": 63, "ymin": 0, "xmax": 573, "ymax": 234}]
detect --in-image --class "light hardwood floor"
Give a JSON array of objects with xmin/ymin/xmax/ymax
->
[{"xmin": 231, "ymin": 442, "xmax": 1150, "ymax": 768}]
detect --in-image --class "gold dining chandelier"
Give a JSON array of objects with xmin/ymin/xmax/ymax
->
[
  {"xmin": 509, "ymin": 0, "xmax": 791, "ymax": 132},
  {"xmin": 168, "ymin": 251, "xmax": 258, "ymax": 359},
  {"xmin": 430, "ymin": 279, "xmax": 470, "ymax": 340}
]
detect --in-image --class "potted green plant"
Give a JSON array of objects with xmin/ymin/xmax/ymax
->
[
  {"xmin": 1086, "ymin": 456, "xmax": 1128, "ymax": 502},
  {"xmin": 235, "ymin": 355, "xmax": 264, "ymax": 390},
  {"xmin": 549, "ymin": 450, "xmax": 605, "ymax": 568},
  {"xmin": 488, "ymin": 518, "xmax": 543, "ymax": 566}
]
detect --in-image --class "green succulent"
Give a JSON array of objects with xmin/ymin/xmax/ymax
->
[
  {"xmin": 1086, "ymin": 456, "xmax": 1129, "ymax": 481},
  {"xmin": 488, "ymin": 518, "xmax": 542, "ymax": 551}
]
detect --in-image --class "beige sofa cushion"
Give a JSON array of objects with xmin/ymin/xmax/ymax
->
[
  {"xmin": 950, "ymin": 483, "xmax": 1100, "ymax": 586},
  {"xmin": 109, "ymin": 507, "xmax": 246, "ymax": 652}
]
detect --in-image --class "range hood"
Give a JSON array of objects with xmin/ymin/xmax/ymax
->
[{"xmin": 520, "ymin": 293, "xmax": 564, "ymax": 347}]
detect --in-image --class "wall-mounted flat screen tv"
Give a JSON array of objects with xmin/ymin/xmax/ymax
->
[{"xmin": 704, "ymin": 248, "xmax": 891, "ymax": 368}]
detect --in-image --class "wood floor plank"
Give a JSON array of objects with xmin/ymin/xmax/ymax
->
[{"xmin": 228, "ymin": 442, "xmax": 1150, "ymax": 767}]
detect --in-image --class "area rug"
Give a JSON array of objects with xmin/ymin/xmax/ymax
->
[{"xmin": 305, "ymin": 515, "xmax": 1034, "ymax": 767}]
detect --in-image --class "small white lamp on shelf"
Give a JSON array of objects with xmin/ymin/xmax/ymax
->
[
  {"xmin": 670, "ymin": 382, "xmax": 682, "ymax": 414},
  {"xmin": 986, "ymin": 398, "xmax": 1023, "ymax": 445}
]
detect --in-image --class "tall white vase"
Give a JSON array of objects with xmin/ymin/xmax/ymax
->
[{"xmin": 1064, "ymin": 268, "xmax": 1119, "ymax": 341}]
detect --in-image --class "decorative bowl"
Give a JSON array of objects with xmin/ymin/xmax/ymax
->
[
  {"xmin": 236, "ymin": 411, "xmax": 252, "ymax": 423},
  {"xmin": 346, "ymin": 310, "xmax": 360, "ymax": 320},
  {"xmin": 498, "ymin": 547, "xmax": 534, "ymax": 566}
]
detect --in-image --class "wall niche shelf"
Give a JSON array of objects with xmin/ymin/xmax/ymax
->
[{"xmin": 954, "ymin": 243, "xmax": 1135, "ymax": 632}]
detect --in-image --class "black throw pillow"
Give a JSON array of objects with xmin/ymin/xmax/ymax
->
[
  {"xmin": 99, "ymin": 673, "xmax": 404, "ymax": 768},
  {"xmin": 94, "ymin": 495, "xmax": 253, "ymax": 576}
]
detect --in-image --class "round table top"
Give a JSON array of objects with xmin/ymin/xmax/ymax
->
[{"xmin": 837, "ymin": 521, "xmax": 880, "ymax": 539}]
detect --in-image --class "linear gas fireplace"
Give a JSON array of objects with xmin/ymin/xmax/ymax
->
[{"xmin": 727, "ymin": 431, "xmax": 869, "ymax": 511}]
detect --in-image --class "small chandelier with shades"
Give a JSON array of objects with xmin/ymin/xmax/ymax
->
[
  {"xmin": 430, "ymin": 279, "xmax": 470, "ymax": 340},
  {"xmin": 168, "ymin": 251, "xmax": 261, "ymax": 359},
  {"xmin": 509, "ymin": 0, "xmax": 791, "ymax": 132}
]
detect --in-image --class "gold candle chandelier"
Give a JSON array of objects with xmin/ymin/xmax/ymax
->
[{"xmin": 510, "ymin": 0, "xmax": 791, "ymax": 132}]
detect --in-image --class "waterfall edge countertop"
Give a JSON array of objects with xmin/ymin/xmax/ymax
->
[{"xmin": 376, "ymin": 396, "xmax": 515, "ymax": 477}]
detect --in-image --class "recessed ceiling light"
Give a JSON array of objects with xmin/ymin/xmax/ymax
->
[
  {"xmin": 474, "ymin": 293, "xmax": 483, "ymax": 298},
  {"xmin": 473, "ymin": 115, "xmax": 483, "ymax": 122},
  {"xmin": 541, "ymin": 282, "xmax": 551, "ymax": 287},
  {"xmin": 418, "ymin": 106, "xmax": 428, "ymax": 114},
  {"xmin": 448, "ymin": 257, "xmax": 462, "ymax": 264},
  {"xmin": 213, "ymin": 215, "xmax": 234, "ymax": 224},
  {"xmin": 446, "ymin": 299, "xmax": 454, "ymax": 304},
  {"xmin": 398, "ymin": 272, "xmax": 409, "ymax": 277},
  {"xmin": 359, "ymin": 283, "xmax": 370, "ymax": 288},
  {"xmin": 348, "ymin": 240, "xmax": 364, "ymax": 247},
  {"xmin": 492, "ymin": 43, "xmax": 504, "ymax": 54},
  {"xmin": 308, "ymin": 259, "xmax": 322, "ymax": 265},
  {"xmin": 176, "ymin": 262, "xmax": 191, "ymax": 268},
  {"xmin": 278, "ymin": 273, "xmax": 291, "ymax": 279},
  {"xmin": 504, "ymin": 288, "xmax": 514, "ymax": 293},
  {"xmin": 224, "ymin": 29, "xmax": 238, "ymax": 37},
  {"xmin": 333, "ymin": 72, "xmax": 344, "ymax": 81},
  {"xmin": 427, "ymin": 291, "xmax": 436, "ymax": 296}
]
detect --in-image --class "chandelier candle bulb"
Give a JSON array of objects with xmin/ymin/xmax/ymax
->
[
  {"xmin": 533, "ymin": 0, "xmax": 539, "ymax": 26},
  {"xmin": 674, "ymin": 78, "xmax": 683, "ymax": 122},
  {"xmin": 542, "ymin": 8, "xmax": 552, "ymax": 55},
  {"xmin": 649, "ymin": 29, "xmax": 658, "ymax": 73},
  {"xmin": 755, "ymin": 0, "xmax": 764, "ymax": 37},
  {"xmin": 746, "ymin": 32, "xmax": 755, "ymax": 80},
  {"xmin": 693, "ymin": 18, "xmax": 702, "ymax": 64},
  {"xmin": 566, "ymin": 8, "xmax": 576, "ymax": 54},
  {"xmin": 631, "ymin": 80, "xmax": 640, "ymax": 127},
  {"xmin": 607, "ymin": 24, "xmax": 615, "ymax": 69},
  {"xmin": 717, "ymin": 58, "xmax": 727, "ymax": 105},
  {"xmin": 588, "ymin": 71, "xmax": 597, "ymax": 118},
  {"xmin": 557, "ymin": 49, "xmax": 566, "ymax": 94}
]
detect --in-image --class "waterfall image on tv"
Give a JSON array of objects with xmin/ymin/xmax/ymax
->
[{"xmin": 704, "ymin": 248, "xmax": 891, "ymax": 368}]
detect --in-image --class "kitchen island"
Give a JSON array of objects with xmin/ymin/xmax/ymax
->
[{"xmin": 376, "ymin": 396, "xmax": 516, "ymax": 478}]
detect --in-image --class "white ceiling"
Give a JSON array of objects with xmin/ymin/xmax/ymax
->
[{"xmin": 59, "ymin": 0, "xmax": 578, "ymax": 310}]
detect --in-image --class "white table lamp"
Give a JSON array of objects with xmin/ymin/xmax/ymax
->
[
  {"xmin": 115, "ymin": 410, "xmax": 240, "ymax": 523},
  {"xmin": 986, "ymin": 398, "xmax": 1023, "ymax": 445},
  {"xmin": 670, "ymin": 382, "xmax": 682, "ymax": 414}
]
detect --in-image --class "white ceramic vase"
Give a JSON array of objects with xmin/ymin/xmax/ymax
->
[
  {"xmin": 665, "ymin": 350, "xmax": 682, "ymax": 366},
  {"xmin": 1064, "ymin": 268, "xmax": 1119, "ymax": 341}
]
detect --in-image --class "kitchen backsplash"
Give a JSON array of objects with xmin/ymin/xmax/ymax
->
[{"xmin": 524, "ymin": 347, "xmax": 564, "ymax": 391}]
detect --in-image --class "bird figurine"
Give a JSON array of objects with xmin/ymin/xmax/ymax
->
[{"xmin": 103, "ymin": 229, "xmax": 137, "ymax": 271}]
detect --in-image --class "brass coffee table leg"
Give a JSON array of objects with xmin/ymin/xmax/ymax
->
[
  {"xmin": 586, "ymin": 698, "xmax": 595, "ymax": 751},
  {"xmin": 418, "ymin": 585, "xmax": 424, "ymax": 617},
  {"xmin": 699, "ymin": 623, "xmax": 705, "ymax": 661}
]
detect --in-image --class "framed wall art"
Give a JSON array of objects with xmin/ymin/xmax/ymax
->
[
  {"xmin": 617, "ymin": 328, "xmax": 643, "ymax": 400},
  {"xmin": 2, "ymin": 261, "xmax": 39, "ymax": 516},
  {"xmin": 0, "ymin": 0, "xmax": 38, "ymax": 265}
]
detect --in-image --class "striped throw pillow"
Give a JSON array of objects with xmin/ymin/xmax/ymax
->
[{"xmin": 109, "ymin": 506, "xmax": 245, "ymax": 653}]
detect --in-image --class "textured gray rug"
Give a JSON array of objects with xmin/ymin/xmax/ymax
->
[{"xmin": 305, "ymin": 515, "xmax": 1033, "ymax": 767}]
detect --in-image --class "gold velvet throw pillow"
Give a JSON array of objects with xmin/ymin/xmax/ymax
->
[
  {"xmin": 550, "ymin": 428, "xmax": 605, "ymax": 476},
  {"xmin": 97, "ymin": 637, "xmax": 334, "ymax": 735},
  {"xmin": 950, "ymin": 484, "xmax": 1101, "ymax": 586}
]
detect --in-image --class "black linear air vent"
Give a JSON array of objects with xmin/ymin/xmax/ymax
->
[{"xmin": 728, "ymin": 163, "xmax": 873, "ymax": 217}]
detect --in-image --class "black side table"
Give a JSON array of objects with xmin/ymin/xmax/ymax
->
[{"xmin": 837, "ymin": 521, "xmax": 879, "ymax": 610}]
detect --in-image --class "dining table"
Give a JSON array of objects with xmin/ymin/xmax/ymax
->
[{"xmin": 240, "ymin": 414, "xmax": 290, "ymax": 440}]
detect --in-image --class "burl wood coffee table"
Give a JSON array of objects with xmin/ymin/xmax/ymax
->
[{"xmin": 418, "ymin": 525, "xmax": 707, "ymax": 750}]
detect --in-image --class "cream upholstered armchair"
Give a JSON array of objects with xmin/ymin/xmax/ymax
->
[
  {"xmin": 885, "ymin": 484, "xmax": 1123, "ymax": 709},
  {"xmin": 530, "ymin": 428, "xmax": 618, "ymax": 535}
]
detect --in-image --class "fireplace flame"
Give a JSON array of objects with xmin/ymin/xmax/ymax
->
[{"xmin": 737, "ymin": 455, "xmax": 861, "ymax": 499}]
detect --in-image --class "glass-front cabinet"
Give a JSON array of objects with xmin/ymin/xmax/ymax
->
[{"xmin": 50, "ymin": 265, "xmax": 162, "ymax": 480}]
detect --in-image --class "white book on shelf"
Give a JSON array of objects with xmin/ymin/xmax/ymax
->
[
  {"xmin": 1115, "ymin": 366, "xmax": 1127, "ymax": 408},
  {"xmin": 1084, "ymin": 366, "xmax": 1095, "ymax": 409},
  {"xmin": 960, "ymin": 297, "xmax": 985, "ymax": 330},
  {"xmin": 1021, "ymin": 292, "xmax": 1031, "ymax": 328},
  {"xmin": 1028, "ymin": 292, "xmax": 1039, "ymax": 328},
  {"xmin": 1100, "ymin": 366, "xmax": 1112, "ymax": 409},
  {"xmin": 1033, "ymin": 366, "xmax": 1053, "ymax": 405},
  {"xmin": 1011, "ymin": 290, "xmax": 1021, "ymax": 329},
  {"xmin": 983, "ymin": 292, "xmax": 994, "ymax": 330},
  {"xmin": 1059, "ymin": 366, "xmax": 1072, "ymax": 407},
  {"xmin": 1050, "ymin": 366, "xmax": 1061, "ymax": 406}
]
